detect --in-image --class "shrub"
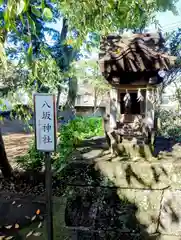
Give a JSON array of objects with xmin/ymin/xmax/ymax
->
[
  {"xmin": 16, "ymin": 140, "xmax": 44, "ymax": 171},
  {"xmin": 54, "ymin": 116, "xmax": 104, "ymax": 171},
  {"xmin": 16, "ymin": 116, "xmax": 104, "ymax": 172},
  {"xmin": 157, "ymin": 108, "xmax": 181, "ymax": 141}
]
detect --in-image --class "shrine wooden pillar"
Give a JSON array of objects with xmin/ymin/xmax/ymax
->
[
  {"xmin": 109, "ymin": 88, "xmax": 118, "ymax": 129},
  {"xmin": 145, "ymin": 87, "xmax": 157, "ymax": 144},
  {"xmin": 153, "ymin": 87, "xmax": 159, "ymax": 132}
]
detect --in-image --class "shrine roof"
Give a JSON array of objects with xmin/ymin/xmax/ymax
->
[{"xmin": 99, "ymin": 32, "xmax": 177, "ymax": 85}]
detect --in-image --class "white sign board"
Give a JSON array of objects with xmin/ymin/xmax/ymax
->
[{"xmin": 34, "ymin": 94, "xmax": 57, "ymax": 152}]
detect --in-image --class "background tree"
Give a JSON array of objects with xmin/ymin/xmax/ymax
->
[
  {"xmin": 75, "ymin": 59, "xmax": 111, "ymax": 113},
  {"xmin": 45, "ymin": 18, "xmax": 80, "ymax": 110},
  {"xmin": 0, "ymin": 61, "xmax": 30, "ymax": 177},
  {"xmin": 0, "ymin": 13, "xmax": 80, "ymax": 177},
  {"xmin": 0, "ymin": 0, "xmax": 178, "ymax": 65},
  {"xmin": 160, "ymin": 28, "xmax": 181, "ymax": 106},
  {"xmin": 60, "ymin": 0, "xmax": 178, "ymax": 43},
  {"xmin": 0, "ymin": 0, "xmax": 59, "ymax": 177},
  {"xmin": 0, "ymin": 0, "xmax": 179, "ymax": 177}
]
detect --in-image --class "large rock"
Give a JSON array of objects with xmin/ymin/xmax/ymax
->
[
  {"xmin": 117, "ymin": 189, "xmax": 162, "ymax": 234},
  {"xmin": 95, "ymin": 161, "xmax": 172, "ymax": 189},
  {"xmin": 64, "ymin": 187, "xmax": 161, "ymax": 235},
  {"xmin": 159, "ymin": 190, "xmax": 181, "ymax": 235},
  {"xmin": 62, "ymin": 160, "xmax": 174, "ymax": 190}
]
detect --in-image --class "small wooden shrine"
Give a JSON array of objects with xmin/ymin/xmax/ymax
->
[{"xmin": 99, "ymin": 32, "xmax": 177, "ymax": 137}]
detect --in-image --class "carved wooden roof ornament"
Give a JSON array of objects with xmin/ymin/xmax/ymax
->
[{"xmin": 99, "ymin": 32, "xmax": 177, "ymax": 85}]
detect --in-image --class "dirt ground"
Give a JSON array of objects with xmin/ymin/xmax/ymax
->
[{"xmin": 0, "ymin": 119, "xmax": 33, "ymax": 167}]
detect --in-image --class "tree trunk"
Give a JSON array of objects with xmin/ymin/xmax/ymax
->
[
  {"xmin": 65, "ymin": 77, "xmax": 78, "ymax": 109},
  {"xmin": 93, "ymin": 89, "xmax": 97, "ymax": 114},
  {"xmin": 0, "ymin": 130, "xmax": 12, "ymax": 178},
  {"xmin": 0, "ymin": 27, "xmax": 13, "ymax": 178},
  {"xmin": 56, "ymin": 87, "xmax": 61, "ymax": 112}
]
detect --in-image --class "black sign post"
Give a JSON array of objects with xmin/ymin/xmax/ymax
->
[
  {"xmin": 34, "ymin": 94, "xmax": 57, "ymax": 240},
  {"xmin": 45, "ymin": 152, "xmax": 53, "ymax": 240}
]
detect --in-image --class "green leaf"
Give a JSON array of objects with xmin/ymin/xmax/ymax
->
[
  {"xmin": 41, "ymin": 0, "xmax": 45, "ymax": 9},
  {"xmin": 31, "ymin": 6, "xmax": 41, "ymax": 18},
  {"xmin": 17, "ymin": 0, "xmax": 25, "ymax": 15},
  {"xmin": 20, "ymin": 14, "xmax": 25, "ymax": 26},
  {"xmin": 28, "ymin": 16, "xmax": 36, "ymax": 35},
  {"xmin": 2, "ymin": 104, "xmax": 7, "ymax": 111},
  {"xmin": 24, "ymin": 0, "xmax": 29, "ymax": 11},
  {"xmin": 7, "ymin": 0, "xmax": 13, "ymax": 12},
  {"xmin": 27, "ymin": 44, "xmax": 33, "ymax": 65},
  {"xmin": 0, "ymin": 42, "xmax": 7, "ymax": 70},
  {"xmin": 4, "ymin": 10, "xmax": 9, "ymax": 27},
  {"xmin": 43, "ymin": 8, "xmax": 53, "ymax": 20},
  {"xmin": 22, "ymin": 34, "xmax": 31, "ymax": 42}
]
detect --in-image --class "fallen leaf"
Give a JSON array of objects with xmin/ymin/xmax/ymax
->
[
  {"xmin": 38, "ymin": 222, "xmax": 43, "ymax": 228},
  {"xmin": 15, "ymin": 224, "xmax": 19, "ymax": 229},
  {"xmin": 26, "ymin": 231, "xmax": 34, "ymax": 238},
  {"xmin": 31, "ymin": 215, "xmax": 36, "ymax": 221},
  {"xmin": 5, "ymin": 236, "xmax": 14, "ymax": 239},
  {"xmin": 5, "ymin": 225, "xmax": 13, "ymax": 229},
  {"xmin": 36, "ymin": 209, "xmax": 40, "ymax": 215},
  {"xmin": 33, "ymin": 232, "xmax": 42, "ymax": 237},
  {"xmin": 12, "ymin": 201, "xmax": 16, "ymax": 205},
  {"xmin": 17, "ymin": 204, "xmax": 22, "ymax": 208}
]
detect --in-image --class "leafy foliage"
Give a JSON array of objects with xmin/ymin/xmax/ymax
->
[
  {"xmin": 16, "ymin": 117, "xmax": 104, "ymax": 172},
  {"xmin": 158, "ymin": 108, "xmax": 181, "ymax": 141},
  {"xmin": 3, "ymin": 0, "xmax": 59, "ymax": 53},
  {"xmin": 0, "ymin": 0, "xmax": 178, "ymax": 65},
  {"xmin": 75, "ymin": 59, "xmax": 111, "ymax": 110},
  {"xmin": 166, "ymin": 28, "xmax": 181, "ymax": 65},
  {"xmin": 48, "ymin": 19, "xmax": 79, "ymax": 71},
  {"xmin": 60, "ymin": 0, "xmax": 178, "ymax": 43},
  {"xmin": 160, "ymin": 28, "xmax": 181, "ymax": 109},
  {"xmin": 16, "ymin": 140, "xmax": 44, "ymax": 171},
  {"xmin": 0, "ymin": 61, "xmax": 28, "ymax": 91},
  {"xmin": 0, "ymin": 0, "xmax": 179, "ymax": 177},
  {"xmin": 156, "ymin": 28, "xmax": 181, "ymax": 98},
  {"xmin": 28, "ymin": 53, "xmax": 66, "ymax": 93},
  {"xmin": 45, "ymin": 18, "xmax": 80, "ymax": 108}
]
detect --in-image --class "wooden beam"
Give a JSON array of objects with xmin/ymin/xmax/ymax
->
[
  {"xmin": 110, "ymin": 88, "xmax": 118, "ymax": 129},
  {"xmin": 111, "ymin": 84, "xmax": 157, "ymax": 90}
]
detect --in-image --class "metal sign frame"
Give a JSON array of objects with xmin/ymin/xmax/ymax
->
[
  {"xmin": 34, "ymin": 93, "xmax": 57, "ymax": 240},
  {"xmin": 34, "ymin": 93, "xmax": 57, "ymax": 152}
]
